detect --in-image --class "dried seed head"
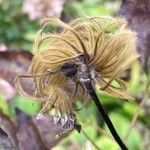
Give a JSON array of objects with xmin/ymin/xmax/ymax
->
[{"xmin": 16, "ymin": 16, "xmax": 139, "ymax": 116}]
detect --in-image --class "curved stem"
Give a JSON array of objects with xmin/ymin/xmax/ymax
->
[
  {"xmin": 124, "ymin": 78, "xmax": 150, "ymax": 141},
  {"xmin": 84, "ymin": 81, "xmax": 128, "ymax": 150},
  {"xmin": 82, "ymin": 129, "xmax": 101, "ymax": 150}
]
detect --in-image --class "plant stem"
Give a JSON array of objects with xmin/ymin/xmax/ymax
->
[
  {"xmin": 84, "ymin": 81, "xmax": 128, "ymax": 150},
  {"xmin": 82, "ymin": 130, "xmax": 101, "ymax": 150},
  {"xmin": 124, "ymin": 78, "xmax": 150, "ymax": 141}
]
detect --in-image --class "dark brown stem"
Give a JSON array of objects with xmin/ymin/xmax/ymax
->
[{"xmin": 84, "ymin": 81, "xmax": 128, "ymax": 150}]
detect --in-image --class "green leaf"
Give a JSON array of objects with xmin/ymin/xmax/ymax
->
[
  {"xmin": 51, "ymin": 146, "xmax": 66, "ymax": 150},
  {"xmin": 95, "ymin": 136, "xmax": 118, "ymax": 150},
  {"xmin": 129, "ymin": 61, "xmax": 147, "ymax": 94},
  {"xmin": 68, "ymin": 125, "xmax": 97, "ymax": 146},
  {"xmin": 83, "ymin": 126, "xmax": 97, "ymax": 141},
  {"xmin": 104, "ymin": 113, "xmax": 142, "ymax": 150},
  {"xmin": 10, "ymin": 95, "xmax": 40, "ymax": 116},
  {"xmin": 0, "ymin": 95, "xmax": 10, "ymax": 116},
  {"xmin": 96, "ymin": 89, "xmax": 120, "ymax": 106},
  {"xmin": 123, "ymin": 102, "xmax": 138, "ymax": 116},
  {"xmin": 69, "ymin": 130, "xmax": 85, "ymax": 145}
]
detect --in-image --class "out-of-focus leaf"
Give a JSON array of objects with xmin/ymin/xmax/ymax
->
[
  {"xmin": 68, "ymin": 124, "xmax": 97, "ymax": 148},
  {"xmin": 129, "ymin": 61, "xmax": 141, "ymax": 94},
  {"xmin": 129, "ymin": 61, "xmax": 147, "ymax": 96},
  {"xmin": 97, "ymin": 90, "xmax": 120, "ymax": 106},
  {"xmin": 10, "ymin": 95, "xmax": 39, "ymax": 116},
  {"xmin": 76, "ymin": 102, "xmax": 97, "ymax": 125},
  {"xmin": 51, "ymin": 146, "xmax": 66, "ymax": 150},
  {"xmin": 0, "ymin": 96, "xmax": 9, "ymax": 116},
  {"xmin": 69, "ymin": 129, "xmax": 85, "ymax": 146},
  {"xmin": 104, "ymin": 113, "xmax": 142, "ymax": 150},
  {"xmin": 83, "ymin": 126, "xmax": 97, "ymax": 141},
  {"xmin": 0, "ymin": 110, "xmax": 18, "ymax": 150},
  {"xmin": 67, "ymin": 1, "xmax": 111, "ymax": 17},
  {"xmin": 123, "ymin": 102, "xmax": 138, "ymax": 116},
  {"xmin": 95, "ymin": 136, "xmax": 118, "ymax": 150},
  {"xmin": 127, "ymin": 128, "xmax": 141, "ymax": 150},
  {"xmin": 0, "ymin": 1, "xmax": 39, "ymax": 49},
  {"xmin": 119, "ymin": 0, "xmax": 150, "ymax": 75}
]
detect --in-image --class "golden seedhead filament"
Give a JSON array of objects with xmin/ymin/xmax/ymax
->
[{"xmin": 16, "ymin": 16, "xmax": 139, "ymax": 118}]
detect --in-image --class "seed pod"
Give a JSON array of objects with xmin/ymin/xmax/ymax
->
[{"xmin": 16, "ymin": 16, "xmax": 139, "ymax": 116}]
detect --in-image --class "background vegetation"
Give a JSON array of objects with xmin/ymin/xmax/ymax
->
[{"xmin": 0, "ymin": 0, "xmax": 149, "ymax": 150}]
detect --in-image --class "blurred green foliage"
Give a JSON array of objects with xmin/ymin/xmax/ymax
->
[
  {"xmin": 0, "ymin": 0, "xmax": 149, "ymax": 150},
  {"xmin": 0, "ymin": 0, "xmax": 39, "ymax": 50},
  {"xmin": 10, "ymin": 95, "xmax": 40, "ymax": 118},
  {"xmin": 0, "ymin": 95, "xmax": 9, "ymax": 116}
]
